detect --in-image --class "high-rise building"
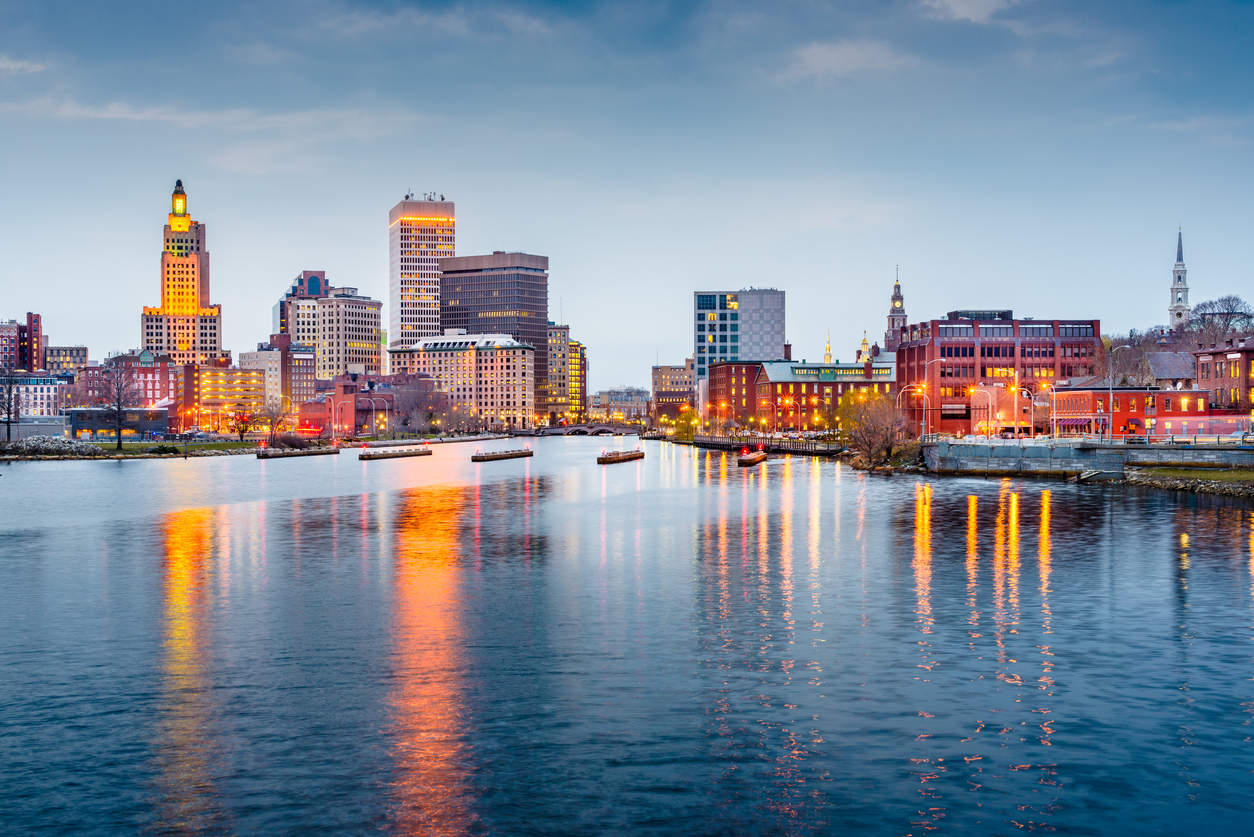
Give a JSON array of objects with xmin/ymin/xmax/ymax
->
[
  {"xmin": 390, "ymin": 329, "xmax": 536, "ymax": 430},
  {"xmin": 568, "ymin": 339, "xmax": 588, "ymax": 418},
  {"xmin": 141, "ymin": 181, "xmax": 229, "ymax": 365},
  {"xmin": 1, "ymin": 313, "xmax": 45, "ymax": 371},
  {"xmin": 439, "ymin": 252, "xmax": 549, "ymax": 418},
  {"xmin": 1169, "ymin": 231, "xmax": 1191, "ymax": 331},
  {"xmin": 693, "ymin": 289, "xmax": 785, "ymax": 381},
  {"xmin": 316, "ymin": 289, "xmax": 382, "ymax": 379},
  {"xmin": 273, "ymin": 270, "xmax": 334, "ymax": 338},
  {"xmin": 546, "ymin": 322, "xmax": 571, "ymax": 422},
  {"xmin": 389, "ymin": 197, "xmax": 455, "ymax": 348}
]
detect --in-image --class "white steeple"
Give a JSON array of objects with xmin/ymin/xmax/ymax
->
[{"xmin": 1168, "ymin": 230, "xmax": 1190, "ymax": 331}]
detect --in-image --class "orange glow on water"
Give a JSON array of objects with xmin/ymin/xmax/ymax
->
[
  {"xmin": 152, "ymin": 507, "xmax": 220, "ymax": 830},
  {"xmin": 389, "ymin": 487, "xmax": 475, "ymax": 834},
  {"xmin": 913, "ymin": 483, "xmax": 933, "ymax": 634}
]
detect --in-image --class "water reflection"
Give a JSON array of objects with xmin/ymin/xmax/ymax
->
[
  {"xmin": 151, "ymin": 508, "xmax": 224, "ymax": 833},
  {"xmin": 389, "ymin": 485, "xmax": 476, "ymax": 835}
]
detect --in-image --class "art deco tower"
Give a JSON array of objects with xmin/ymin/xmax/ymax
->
[
  {"xmin": 389, "ymin": 196, "xmax": 455, "ymax": 348},
  {"xmin": 1168, "ymin": 230, "xmax": 1190, "ymax": 331},
  {"xmin": 141, "ymin": 181, "xmax": 227, "ymax": 364}
]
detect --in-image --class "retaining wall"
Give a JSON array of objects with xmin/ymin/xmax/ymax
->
[{"xmin": 924, "ymin": 440, "xmax": 1254, "ymax": 477}]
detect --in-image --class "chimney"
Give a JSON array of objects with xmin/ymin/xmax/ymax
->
[
  {"xmin": 872, "ymin": 342, "xmax": 880, "ymax": 357},
  {"xmin": 784, "ymin": 342, "xmax": 792, "ymax": 361}
]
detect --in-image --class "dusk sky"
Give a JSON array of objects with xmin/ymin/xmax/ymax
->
[{"xmin": 2, "ymin": 0, "xmax": 1252, "ymax": 388}]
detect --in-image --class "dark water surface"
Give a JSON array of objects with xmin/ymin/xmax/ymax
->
[{"xmin": 2, "ymin": 437, "xmax": 1253, "ymax": 835}]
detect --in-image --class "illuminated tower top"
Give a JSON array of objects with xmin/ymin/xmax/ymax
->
[{"xmin": 169, "ymin": 180, "xmax": 191, "ymax": 232}]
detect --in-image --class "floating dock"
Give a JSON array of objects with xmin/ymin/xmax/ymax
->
[
  {"xmin": 359, "ymin": 447, "xmax": 433, "ymax": 461},
  {"xmin": 471, "ymin": 449, "xmax": 534, "ymax": 462},
  {"xmin": 598, "ymin": 449, "xmax": 644, "ymax": 464},
  {"xmin": 258, "ymin": 447, "xmax": 340, "ymax": 459},
  {"xmin": 737, "ymin": 450, "xmax": 768, "ymax": 467}
]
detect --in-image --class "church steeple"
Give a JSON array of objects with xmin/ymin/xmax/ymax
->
[
  {"xmin": 1168, "ymin": 229, "xmax": 1190, "ymax": 331},
  {"xmin": 823, "ymin": 329, "xmax": 832, "ymax": 364}
]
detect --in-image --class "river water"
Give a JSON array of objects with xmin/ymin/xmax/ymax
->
[{"xmin": 2, "ymin": 437, "xmax": 1252, "ymax": 835}]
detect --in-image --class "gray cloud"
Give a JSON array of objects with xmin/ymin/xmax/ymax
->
[
  {"xmin": 0, "ymin": 55, "xmax": 47, "ymax": 74},
  {"xmin": 781, "ymin": 40, "xmax": 919, "ymax": 82}
]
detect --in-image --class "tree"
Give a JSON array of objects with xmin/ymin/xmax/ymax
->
[
  {"xmin": 258, "ymin": 399, "xmax": 290, "ymax": 446},
  {"xmin": 227, "ymin": 410, "xmax": 257, "ymax": 442},
  {"xmin": 836, "ymin": 389, "xmax": 906, "ymax": 465},
  {"xmin": 1190, "ymin": 295, "xmax": 1254, "ymax": 347},
  {"xmin": 0, "ymin": 372, "xmax": 22, "ymax": 442},
  {"xmin": 99, "ymin": 364, "xmax": 141, "ymax": 450}
]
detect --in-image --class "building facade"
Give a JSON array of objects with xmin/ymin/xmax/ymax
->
[
  {"xmin": 272, "ymin": 270, "xmax": 333, "ymax": 337},
  {"xmin": 141, "ymin": 181, "xmax": 230, "ymax": 366},
  {"xmin": 439, "ymin": 252, "xmax": 549, "ymax": 418},
  {"xmin": 651, "ymin": 359, "xmax": 695, "ymax": 420},
  {"xmin": 568, "ymin": 339, "xmax": 588, "ymax": 419},
  {"xmin": 1051, "ymin": 387, "xmax": 1215, "ymax": 437},
  {"xmin": 708, "ymin": 356, "xmax": 897, "ymax": 431},
  {"xmin": 316, "ymin": 289, "xmax": 382, "ymax": 379},
  {"xmin": 1196, "ymin": 336, "xmax": 1253, "ymax": 411},
  {"xmin": 10, "ymin": 373, "xmax": 68, "ymax": 417},
  {"xmin": 241, "ymin": 334, "xmax": 316, "ymax": 409},
  {"xmin": 547, "ymin": 322, "xmax": 571, "ymax": 422},
  {"xmin": 1, "ymin": 314, "xmax": 44, "ymax": 371},
  {"xmin": 175, "ymin": 365, "xmax": 266, "ymax": 432},
  {"xmin": 896, "ymin": 310, "xmax": 1102, "ymax": 436},
  {"xmin": 885, "ymin": 281, "xmax": 907, "ymax": 351},
  {"xmin": 389, "ymin": 330, "xmax": 535, "ymax": 429},
  {"xmin": 693, "ymin": 289, "xmax": 785, "ymax": 382},
  {"xmin": 589, "ymin": 387, "xmax": 649, "ymax": 422},
  {"xmin": 44, "ymin": 345, "xmax": 88, "ymax": 375},
  {"xmin": 389, "ymin": 197, "xmax": 455, "ymax": 348}
]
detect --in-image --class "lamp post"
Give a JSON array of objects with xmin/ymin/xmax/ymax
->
[
  {"xmin": 1107, "ymin": 344, "xmax": 1131, "ymax": 441},
  {"xmin": 363, "ymin": 397, "xmax": 390, "ymax": 439},
  {"xmin": 761, "ymin": 399, "xmax": 779, "ymax": 433},
  {"xmin": 970, "ymin": 386, "xmax": 993, "ymax": 436},
  {"xmin": 896, "ymin": 384, "xmax": 930, "ymax": 438}
]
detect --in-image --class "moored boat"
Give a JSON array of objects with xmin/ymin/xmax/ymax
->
[{"xmin": 597, "ymin": 449, "xmax": 645, "ymax": 464}]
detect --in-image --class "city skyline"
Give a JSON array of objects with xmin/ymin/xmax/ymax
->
[{"xmin": 3, "ymin": 1, "xmax": 1254, "ymax": 390}]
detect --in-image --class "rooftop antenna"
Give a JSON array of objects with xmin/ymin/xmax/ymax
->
[{"xmin": 404, "ymin": 189, "xmax": 413, "ymax": 200}]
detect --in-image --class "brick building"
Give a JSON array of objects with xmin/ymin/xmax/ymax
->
[
  {"xmin": 1195, "ymin": 336, "xmax": 1253, "ymax": 411},
  {"xmin": 896, "ymin": 310, "xmax": 1102, "ymax": 436},
  {"xmin": 1051, "ymin": 386, "xmax": 1217, "ymax": 437}
]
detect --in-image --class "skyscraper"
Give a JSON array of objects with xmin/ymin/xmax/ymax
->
[
  {"xmin": 692, "ymin": 289, "xmax": 785, "ymax": 381},
  {"xmin": 389, "ymin": 197, "xmax": 455, "ymax": 348},
  {"xmin": 439, "ymin": 252, "xmax": 549, "ymax": 416},
  {"xmin": 273, "ymin": 270, "xmax": 334, "ymax": 339},
  {"xmin": 142, "ymin": 181, "xmax": 228, "ymax": 365}
]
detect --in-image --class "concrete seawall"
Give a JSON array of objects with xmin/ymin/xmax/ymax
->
[{"xmin": 924, "ymin": 439, "xmax": 1254, "ymax": 477}]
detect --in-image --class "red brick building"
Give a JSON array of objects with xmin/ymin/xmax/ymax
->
[
  {"xmin": 1195, "ymin": 336, "xmax": 1253, "ymax": 411},
  {"xmin": 1051, "ymin": 386, "xmax": 1213, "ymax": 437},
  {"xmin": 896, "ymin": 310, "xmax": 1102, "ymax": 436}
]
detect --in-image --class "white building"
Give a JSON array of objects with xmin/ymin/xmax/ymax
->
[
  {"xmin": 693, "ymin": 289, "xmax": 785, "ymax": 382},
  {"xmin": 389, "ymin": 197, "xmax": 455, "ymax": 348},
  {"xmin": 316, "ymin": 289, "xmax": 382, "ymax": 379},
  {"xmin": 390, "ymin": 329, "xmax": 535, "ymax": 429},
  {"xmin": 15, "ymin": 374, "xmax": 68, "ymax": 417},
  {"xmin": 589, "ymin": 386, "xmax": 650, "ymax": 421},
  {"xmin": 239, "ymin": 348, "xmax": 283, "ymax": 405}
]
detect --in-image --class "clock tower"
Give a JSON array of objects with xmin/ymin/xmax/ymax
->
[
  {"xmin": 1168, "ymin": 230, "xmax": 1190, "ymax": 331},
  {"xmin": 884, "ymin": 277, "xmax": 906, "ymax": 351}
]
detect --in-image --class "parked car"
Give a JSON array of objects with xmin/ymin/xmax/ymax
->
[{"xmin": 1124, "ymin": 435, "xmax": 1148, "ymax": 445}]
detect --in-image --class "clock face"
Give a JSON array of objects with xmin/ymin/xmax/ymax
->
[{"xmin": 894, "ymin": 302, "xmax": 901, "ymax": 308}]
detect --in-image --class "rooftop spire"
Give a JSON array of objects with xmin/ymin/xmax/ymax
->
[{"xmin": 1176, "ymin": 229, "xmax": 1183, "ymax": 264}]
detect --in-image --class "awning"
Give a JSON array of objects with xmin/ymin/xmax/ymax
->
[
  {"xmin": 1126, "ymin": 417, "xmax": 1145, "ymax": 428},
  {"xmin": 1058, "ymin": 418, "xmax": 1090, "ymax": 427}
]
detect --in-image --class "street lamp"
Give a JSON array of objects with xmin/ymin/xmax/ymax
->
[
  {"xmin": 896, "ymin": 384, "xmax": 930, "ymax": 438},
  {"xmin": 969, "ymin": 386, "xmax": 993, "ymax": 436},
  {"xmin": 1107, "ymin": 344, "xmax": 1132, "ymax": 441}
]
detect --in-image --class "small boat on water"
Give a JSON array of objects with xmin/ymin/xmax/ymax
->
[
  {"xmin": 737, "ymin": 448, "xmax": 768, "ymax": 467},
  {"xmin": 598, "ymin": 448, "xmax": 645, "ymax": 464},
  {"xmin": 471, "ymin": 448, "xmax": 534, "ymax": 462}
]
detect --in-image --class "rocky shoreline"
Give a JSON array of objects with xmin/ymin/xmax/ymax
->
[
  {"xmin": 0, "ymin": 448, "xmax": 259, "ymax": 462},
  {"xmin": 1123, "ymin": 469, "xmax": 1254, "ymax": 499}
]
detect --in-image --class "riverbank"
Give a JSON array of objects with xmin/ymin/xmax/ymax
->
[{"xmin": 1124, "ymin": 467, "xmax": 1254, "ymax": 499}]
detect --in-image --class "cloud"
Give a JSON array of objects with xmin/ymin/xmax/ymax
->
[
  {"xmin": 921, "ymin": 0, "xmax": 1023, "ymax": 24},
  {"xmin": 0, "ymin": 97, "xmax": 422, "ymax": 172},
  {"xmin": 781, "ymin": 40, "xmax": 919, "ymax": 82},
  {"xmin": 0, "ymin": 55, "xmax": 46, "ymax": 74},
  {"xmin": 311, "ymin": 5, "xmax": 551, "ymax": 38}
]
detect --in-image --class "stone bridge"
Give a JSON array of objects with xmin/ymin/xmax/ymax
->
[{"xmin": 539, "ymin": 424, "xmax": 642, "ymax": 436}]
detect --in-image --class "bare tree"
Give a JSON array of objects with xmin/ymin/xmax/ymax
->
[
  {"xmin": 227, "ymin": 409, "xmax": 257, "ymax": 442},
  {"xmin": 258, "ymin": 399, "xmax": 290, "ymax": 446},
  {"xmin": 837, "ymin": 390, "xmax": 907, "ymax": 465},
  {"xmin": 99, "ymin": 364, "xmax": 141, "ymax": 450},
  {"xmin": 0, "ymin": 372, "xmax": 22, "ymax": 443},
  {"xmin": 1190, "ymin": 295, "xmax": 1254, "ymax": 347}
]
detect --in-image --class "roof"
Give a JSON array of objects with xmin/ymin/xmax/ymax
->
[
  {"xmin": 1147, "ymin": 352, "xmax": 1195, "ymax": 381},
  {"xmin": 397, "ymin": 333, "xmax": 535, "ymax": 353},
  {"xmin": 755, "ymin": 360, "xmax": 896, "ymax": 384}
]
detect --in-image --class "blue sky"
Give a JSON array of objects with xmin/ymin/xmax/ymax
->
[{"xmin": 2, "ymin": 0, "xmax": 1252, "ymax": 388}]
